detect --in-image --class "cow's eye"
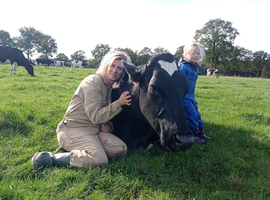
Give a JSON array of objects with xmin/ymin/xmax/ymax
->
[
  {"xmin": 149, "ymin": 85, "xmax": 166, "ymax": 116},
  {"xmin": 150, "ymin": 85, "xmax": 167, "ymax": 98},
  {"xmin": 150, "ymin": 85, "xmax": 159, "ymax": 96}
]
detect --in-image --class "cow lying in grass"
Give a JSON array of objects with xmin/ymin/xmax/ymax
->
[{"xmin": 111, "ymin": 53, "xmax": 194, "ymax": 151}]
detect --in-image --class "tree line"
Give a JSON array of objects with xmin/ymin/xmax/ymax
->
[{"xmin": 1, "ymin": 18, "xmax": 269, "ymax": 78}]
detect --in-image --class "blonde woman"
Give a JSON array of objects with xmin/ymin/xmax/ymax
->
[{"xmin": 32, "ymin": 52, "xmax": 132, "ymax": 169}]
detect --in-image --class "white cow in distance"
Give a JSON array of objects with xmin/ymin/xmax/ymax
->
[
  {"xmin": 207, "ymin": 68, "xmax": 219, "ymax": 78},
  {"xmin": 54, "ymin": 61, "xmax": 70, "ymax": 68},
  {"xmin": 71, "ymin": 60, "xmax": 87, "ymax": 69}
]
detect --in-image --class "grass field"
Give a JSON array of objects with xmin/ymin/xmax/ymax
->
[{"xmin": 0, "ymin": 64, "xmax": 270, "ymax": 199}]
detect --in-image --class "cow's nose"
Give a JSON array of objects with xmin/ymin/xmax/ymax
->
[{"xmin": 174, "ymin": 135, "xmax": 194, "ymax": 151}]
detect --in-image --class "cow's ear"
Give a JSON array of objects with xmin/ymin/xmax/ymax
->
[
  {"xmin": 122, "ymin": 71, "xmax": 129, "ymax": 82},
  {"xmin": 124, "ymin": 62, "xmax": 142, "ymax": 82}
]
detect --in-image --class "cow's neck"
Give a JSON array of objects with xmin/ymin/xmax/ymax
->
[{"xmin": 130, "ymin": 84, "xmax": 147, "ymax": 121}]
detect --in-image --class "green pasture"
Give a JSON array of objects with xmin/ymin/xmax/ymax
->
[{"xmin": 0, "ymin": 64, "xmax": 270, "ymax": 199}]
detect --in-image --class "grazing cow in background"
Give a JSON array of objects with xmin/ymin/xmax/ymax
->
[
  {"xmin": 64, "ymin": 61, "xmax": 70, "ymax": 67},
  {"xmin": 54, "ymin": 61, "xmax": 65, "ymax": 67},
  {"xmin": 36, "ymin": 59, "xmax": 54, "ymax": 67},
  {"xmin": 207, "ymin": 68, "xmax": 219, "ymax": 78},
  {"xmin": 71, "ymin": 60, "xmax": 87, "ymax": 69},
  {"xmin": 0, "ymin": 46, "xmax": 34, "ymax": 76},
  {"xmin": 111, "ymin": 53, "xmax": 194, "ymax": 151},
  {"xmin": 54, "ymin": 61, "xmax": 70, "ymax": 68}
]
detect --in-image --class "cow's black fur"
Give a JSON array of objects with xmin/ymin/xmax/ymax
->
[
  {"xmin": 36, "ymin": 59, "xmax": 54, "ymax": 67},
  {"xmin": 0, "ymin": 46, "xmax": 34, "ymax": 76},
  {"xmin": 111, "ymin": 53, "xmax": 194, "ymax": 151}
]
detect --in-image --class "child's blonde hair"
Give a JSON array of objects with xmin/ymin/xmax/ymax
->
[{"xmin": 183, "ymin": 42, "xmax": 205, "ymax": 62}]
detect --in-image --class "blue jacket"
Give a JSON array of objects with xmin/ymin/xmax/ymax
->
[{"xmin": 178, "ymin": 57, "xmax": 200, "ymax": 101}]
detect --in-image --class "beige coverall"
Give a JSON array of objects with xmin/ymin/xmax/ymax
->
[{"xmin": 56, "ymin": 74, "xmax": 127, "ymax": 169}]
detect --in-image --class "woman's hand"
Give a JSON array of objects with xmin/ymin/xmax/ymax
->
[
  {"xmin": 100, "ymin": 124, "xmax": 111, "ymax": 132},
  {"xmin": 118, "ymin": 91, "xmax": 131, "ymax": 106}
]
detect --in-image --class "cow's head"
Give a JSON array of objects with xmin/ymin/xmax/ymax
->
[
  {"xmin": 64, "ymin": 62, "xmax": 70, "ymax": 67},
  {"xmin": 124, "ymin": 53, "xmax": 194, "ymax": 151},
  {"xmin": 25, "ymin": 61, "xmax": 34, "ymax": 76}
]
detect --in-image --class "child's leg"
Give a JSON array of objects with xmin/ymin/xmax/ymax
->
[{"xmin": 183, "ymin": 99, "xmax": 200, "ymax": 129}]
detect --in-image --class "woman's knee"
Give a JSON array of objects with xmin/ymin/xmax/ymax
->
[
  {"xmin": 70, "ymin": 150, "xmax": 108, "ymax": 169},
  {"xmin": 107, "ymin": 143, "xmax": 127, "ymax": 158}
]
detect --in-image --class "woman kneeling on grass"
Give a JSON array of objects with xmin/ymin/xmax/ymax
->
[{"xmin": 32, "ymin": 52, "xmax": 132, "ymax": 170}]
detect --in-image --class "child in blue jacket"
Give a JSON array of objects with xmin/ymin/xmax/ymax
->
[{"xmin": 178, "ymin": 43, "xmax": 210, "ymax": 143}]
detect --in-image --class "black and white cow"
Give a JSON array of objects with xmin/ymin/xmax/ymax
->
[
  {"xmin": 207, "ymin": 68, "xmax": 219, "ymax": 78},
  {"xmin": 0, "ymin": 46, "xmax": 34, "ymax": 76},
  {"xmin": 36, "ymin": 59, "xmax": 54, "ymax": 67},
  {"xmin": 71, "ymin": 60, "xmax": 87, "ymax": 69},
  {"xmin": 54, "ymin": 61, "xmax": 70, "ymax": 68},
  {"xmin": 54, "ymin": 61, "xmax": 65, "ymax": 67},
  {"xmin": 111, "ymin": 53, "xmax": 194, "ymax": 151},
  {"xmin": 64, "ymin": 62, "xmax": 71, "ymax": 67}
]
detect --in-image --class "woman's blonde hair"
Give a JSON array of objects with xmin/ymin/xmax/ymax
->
[
  {"xmin": 183, "ymin": 42, "xmax": 205, "ymax": 62},
  {"xmin": 96, "ymin": 51, "xmax": 132, "ymax": 85}
]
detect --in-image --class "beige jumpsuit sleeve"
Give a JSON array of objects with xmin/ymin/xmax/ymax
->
[{"xmin": 80, "ymin": 76, "xmax": 122, "ymax": 124}]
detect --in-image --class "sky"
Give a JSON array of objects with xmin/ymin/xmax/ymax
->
[{"xmin": 1, "ymin": 0, "xmax": 269, "ymax": 59}]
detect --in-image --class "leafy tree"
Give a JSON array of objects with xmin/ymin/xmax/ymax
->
[
  {"xmin": 174, "ymin": 45, "xmax": 184, "ymax": 64},
  {"xmin": 55, "ymin": 53, "xmax": 69, "ymax": 61},
  {"xmin": 88, "ymin": 58, "xmax": 100, "ymax": 68},
  {"xmin": 139, "ymin": 47, "xmax": 152, "ymax": 56},
  {"xmin": 194, "ymin": 18, "xmax": 239, "ymax": 69},
  {"xmin": 89, "ymin": 44, "xmax": 111, "ymax": 68},
  {"xmin": 262, "ymin": 54, "xmax": 270, "ymax": 78},
  {"xmin": 224, "ymin": 46, "xmax": 244, "ymax": 76},
  {"xmin": 17, "ymin": 27, "xmax": 42, "ymax": 59},
  {"xmin": 252, "ymin": 51, "xmax": 268, "ymax": 77},
  {"xmin": 236, "ymin": 48, "xmax": 253, "ymax": 77},
  {"xmin": 91, "ymin": 44, "xmax": 111, "ymax": 60},
  {"xmin": 37, "ymin": 55, "xmax": 48, "ymax": 59},
  {"xmin": 0, "ymin": 30, "xmax": 13, "ymax": 46},
  {"xmin": 35, "ymin": 34, "xmax": 57, "ymax": 59},
  {"xmin": 153, "ymin": 47, "xmax": 168, "ymax": 54},
  {"xmin": 137, "ymin": 47, "xmax": 152, "ymax": 65},
  {"xmin": 71, "ymin": 50, "xmax": 86, "ymax": 61}
]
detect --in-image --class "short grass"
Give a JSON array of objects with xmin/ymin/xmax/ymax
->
[{"xmin": 0, "ymin": 65, "xmax": 270, "ymax": 200}]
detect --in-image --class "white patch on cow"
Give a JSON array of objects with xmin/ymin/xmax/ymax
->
[{"xmin": 158, "ymin": 60, "xmax": 177, "ymax": 76}]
